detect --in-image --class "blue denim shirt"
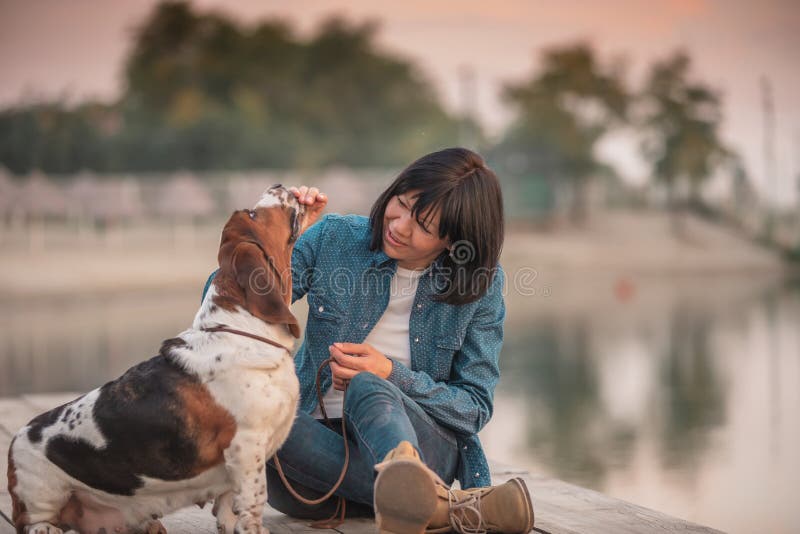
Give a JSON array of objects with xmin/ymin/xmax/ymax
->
[{"xmin": 202, "ymin": 213, "xmax": 505, "ymax": 488}]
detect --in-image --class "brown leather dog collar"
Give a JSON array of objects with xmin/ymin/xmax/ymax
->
[{"xmin": 201, "ymin": 325, "xmax": 293, "ymax": 354}]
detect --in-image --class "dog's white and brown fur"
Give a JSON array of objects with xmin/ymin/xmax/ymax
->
[{"xmin": 7, "ymin": 185, "xmax": 307, "ymax": 534}]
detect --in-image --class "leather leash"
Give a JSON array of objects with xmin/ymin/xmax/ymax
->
[
  {"xmin": 201, "ymin": 325, "xmax": 294, "ymax": 353},
  {"xmin": 201, "ymin": 325, "xmax": 351, "ymax": 529}
]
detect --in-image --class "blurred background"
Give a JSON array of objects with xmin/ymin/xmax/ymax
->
[{"xmin": 0, "ymin": 1, "xmax": 798, "ymax": 532}]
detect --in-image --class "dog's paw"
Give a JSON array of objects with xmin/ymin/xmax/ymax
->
[
  {"xmin": 233, "ymin": 517, "xmax": 267, "ymax": 534},
  {"xmin": 143, "ymin": 519, "xmax": 168, "ymax": 534},
  {"xmin": 25, "ymin": 523, "xmax": 64, "ymax": 534},
  {"xmin": 213, "ymin": 491, "xmax": 237, "ymax": 534}
]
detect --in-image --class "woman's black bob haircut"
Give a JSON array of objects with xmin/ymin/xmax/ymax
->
[{"xmin": 369, "ymin": 147, "xmax": 504, "ymax": 305}]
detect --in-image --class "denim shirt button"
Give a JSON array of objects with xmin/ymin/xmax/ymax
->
[
  {"xmin": 463, "ymin": 445, "xmax": 468, "ymax": 450},
  {"xmin": 417, "ymin": 303, "xmax": 423, "ymax": 309},
  {"xmin": 318, "ymin": 305, "xmax": 324, "ymax": 312},
  {"xmin": 474, "ymin": 472, "xmax": 480, "ymax": 478},
  {"xmin": 362, "ymin": 323, "xmax": 368, "ymax": 329},
  {"xmin": 414, "ymin": 337, "xmax": 419, "ymax": 343}
]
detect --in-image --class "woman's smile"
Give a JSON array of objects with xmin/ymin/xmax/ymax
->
[{"xmin": 385, "ymin": 228, "xmax": 407, "ymax": 247}]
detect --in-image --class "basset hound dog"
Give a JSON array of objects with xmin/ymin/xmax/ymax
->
[{"xmin": 7, "ymin": 184, "xmax": 307, "ymax": 534}]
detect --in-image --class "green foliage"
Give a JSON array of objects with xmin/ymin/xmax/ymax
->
[
  {"xmin": 0, "ymin": 0, "xmax": 738, "ymax": 215},
  {"xmin": 0, "ymin": 1, "xmax": 459, "ymax": 173},
  {"xmin": 639, "ymin": 51, "xmax": 730, "ymax": 204},
  {"xmin": 495, "ymin": 44, "xmax": 627, "ymax": 178},
  {"xmin": 0, "ymin": 102, "xmax": 117, "ymax": 174},
  {"xmin": 491, "ymin": 43, "xmax": 629, "ymax": 221}
]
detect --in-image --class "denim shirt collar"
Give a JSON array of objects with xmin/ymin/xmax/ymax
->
[
  {"xmin": 369, "ymin": 246, "xmax": 394, "ymax": 268},
  {"xmin": 369, "ymin": 246, "xmax": 449, "ymax": 271},
  {"xmin": 369, "ymin": 246, "xmax": 450, "ymax": 297}
]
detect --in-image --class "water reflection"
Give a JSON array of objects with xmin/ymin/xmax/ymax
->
[
  {"xmin": 485, "ymin": 274, "xmax": 800, "ymax": 533},
  {"xmin": 658, "ymin": 304, "xmax": 726, "ymax": 472},
  {"xmin": 0, "ymin": 290, "xmax": 202, "ymax": 395},
  {"xmin": 499, "ymin": 318, "xmax": 634, "ymax": 487},
  {"xmin": 0, "ymin": 291, "xmax": 310, "ymax": 396}
]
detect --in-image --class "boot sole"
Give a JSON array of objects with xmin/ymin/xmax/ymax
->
[
  {"xmin": 511, "ymin": 477, "xmax": 536, "ymax": 532},
  {"xmin": 374, "ymin": 460, "xmax": 438, "ymax": 534}
]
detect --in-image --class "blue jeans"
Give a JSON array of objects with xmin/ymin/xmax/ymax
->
[{"xmin": 266, "ymin": 372, "xmax": 460, "ymax": 519}]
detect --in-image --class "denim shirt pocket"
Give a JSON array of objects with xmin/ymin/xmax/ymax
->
[
  {"xmin": 306, "ymin": 294, "xmax": 344, "ymax": 349},
  {"xmin": 432, "ymin": 333, "xmax": 463, "ymax": 381},
  {"xmin": 308, "ymin": 297, "xmax": 340, "ymax": 322}
]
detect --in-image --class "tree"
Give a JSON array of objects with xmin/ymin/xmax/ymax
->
[
  {"xmin": 493, "ymin": 43, "xmax": 629, "ymax": 224},
  {"xmin": 0, "ymin": 1, "xmax": 462, "ymax": 172},
  {"xmin": 0, "ymin": 102, "xmax": 116, "ymax": 174},
  {"xmin": 118, "ymin": 3, "xmax": 460, "ymax": 170},
  {"xmin": 639, "ymin": 51, "xmax": 730, "ymax": 236}
]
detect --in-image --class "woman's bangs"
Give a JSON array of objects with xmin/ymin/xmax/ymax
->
[{"xmin": 410, "ymin": 187, "xmax": 451, "ymax": 238}]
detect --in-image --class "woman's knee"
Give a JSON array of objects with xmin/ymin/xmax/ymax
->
[{"xmin": 344, "ymin": 372, "xmax": 402, "ymax": 412}]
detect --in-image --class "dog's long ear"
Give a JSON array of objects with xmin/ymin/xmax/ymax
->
[{"xmin": 231, "ymin": 242, "xmax": 300, "ymax": 338}]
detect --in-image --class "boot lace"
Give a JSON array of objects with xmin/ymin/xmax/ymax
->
[{"xmin": 447, "ymin": 487, "xmax": 486, "ymax": 534}]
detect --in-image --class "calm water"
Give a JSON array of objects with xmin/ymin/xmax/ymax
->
[{"xmin": 1, "ymin": 276, "xmax": 798, "ymax": 533}]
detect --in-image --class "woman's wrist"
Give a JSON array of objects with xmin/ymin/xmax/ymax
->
[{"xmin": 379, "ymin": 356, "xmax": 393, "ymax": 379}]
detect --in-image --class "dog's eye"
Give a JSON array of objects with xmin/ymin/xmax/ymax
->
[
  {"xmin": 289, "ymin": 211, "xmax": 299, "ymax": 242},
  {"xmin": 248, "ymin": 209, "xmax": 256, "ymax": 219}
]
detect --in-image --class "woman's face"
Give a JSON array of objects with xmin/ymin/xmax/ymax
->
[{"xmin": 382, "ymin": 190, "xmax": 451, "ymax": 270}]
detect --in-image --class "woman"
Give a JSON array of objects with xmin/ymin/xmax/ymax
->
[{"xmin": 202, "ymin": 148, "xmax": 533, "ymax": 533}]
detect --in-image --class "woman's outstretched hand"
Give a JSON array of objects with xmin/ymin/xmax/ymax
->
[
  {"xmin": 289, "ymin": 185, "xmax": 327, "ymax": 231},
  {"xmin": 329, "ymin": 342, "xmax": 393, "ymax": 390}
]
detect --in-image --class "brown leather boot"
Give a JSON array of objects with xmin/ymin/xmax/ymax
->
[
  {"xmin": 373, "ymin": 441, "xmax": 445, "ymax": 534},
  {"xmin": 425, "ymin": 477, "xmax": 535, "ymax": 534}
]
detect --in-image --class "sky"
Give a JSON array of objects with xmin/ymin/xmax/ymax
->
[{"xmin": 1, "ymin": 0, "xmax": 798, "ymax": 206}]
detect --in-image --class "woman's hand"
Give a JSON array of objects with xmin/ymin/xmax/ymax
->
[
  {"xmin": 328, "ymin": 342, "xmax": 393, "ymax": 390},
  {"xmin": 289, "ymin": 185, "xmax": 327, "ymax": 231}
]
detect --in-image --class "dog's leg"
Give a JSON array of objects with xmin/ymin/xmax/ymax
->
[
  {"xmin": 212, "ymin": 491, "xmax": 237, "ymax": 534},
  {"xmin": 24, "ymin": 523, "xmax": 64, "ymax": 534},
  {"xmin": 223, "ymin": 431, "xmax": 269, "ymax": 534},
  {"xmin": 134, "ymin": 519, "xmax": 167, "ymax": 534}
]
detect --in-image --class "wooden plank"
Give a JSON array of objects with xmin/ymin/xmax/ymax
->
[
  {"xmin": 0, "ymin": 393, "xmax": 82, "ymax": 436},
  {"xmin": 157, "ymin": 504, "xmax": 369, "ymax": 533},
  {"xmin": 0, "ymin": 502, "xmax": 358, "ymax": 534},
  {"xmin": 0, "ymin": 515, "xmax": 14, "ymax": 534},
  {"xmin": 520, "ymin": 473, "xmax": 723, "ymax": 534},
  {"xmin": 0, "ymin": 429, "xmax": 14, "ymax": 530},
  {"xmin": 265, "ymin": 507, "xmax": 363, "ymax": 533},
  {"xmin": 21, "ymin": 393, "xmax": 82, "ymax": 413},
  {"xmin": 0, "ymin": 473, "xmax": 723, "ymax": 534},
  {"xmin": 488, "ymin": 458, "xmax": 530, "ymax": 477},
  {"xmin": 0, "ymin": 498, "xmax": 11, "ymax": 533},
  {"xmin": 160, "ymin": 505, "xmax": 216, "ymax": 534},
  {"xmin": 0, "ymin": 429, "xmax": 11, "ymax": 482},
  {"xmin": 334, "ymin": 516, "xmax": 376, "ymax": 533},
  {"xmin": 0, "ymin": 397, "xmax": 39, "ymax": 437},
  {"xmin": 0, "ymin": 394, "xmax": 724, "ymax": 533},
  {"xmin": 0, "ymin": 400, "xmax": 30, "ymax": 534}
]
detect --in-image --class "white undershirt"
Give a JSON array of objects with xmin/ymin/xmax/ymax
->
[{"xmin": 312, "ymin": 265, "xmax": 426, "ymax": 419}]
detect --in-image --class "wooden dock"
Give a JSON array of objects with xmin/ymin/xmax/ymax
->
[{"xmin": 1, "ymin": 393, "xmax": 723, "ymax": 534}]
